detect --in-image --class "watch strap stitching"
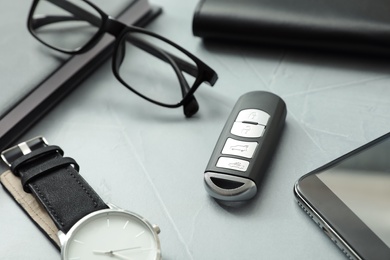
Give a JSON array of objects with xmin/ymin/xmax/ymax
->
[
  {"xmin": 68, "ymin": 167, "xmax": 99, "ymax": 208},
  {"xmin": 31, "ymin": 182, "xmax": 65, "ymax": 227},
  {"xmin": 27, "ymin": 165, "xmax": 101, "ymax": 229},
  {"xmin": 20, "ymin": 156, "xmax": 79, "ymax": 193},
  {"xmin": 8, "ymin": 143, "xmax": 108, "ymax": 233}
]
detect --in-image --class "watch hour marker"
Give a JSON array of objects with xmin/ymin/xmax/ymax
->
[
  {"xmin": 73, "ymin": 239, "xmax": 84, "ymax": 244},
  {"xmin": 136, "ymin": 231, "xmax": 145, "ymax": 238},
  {"xmin": 123, "ymin": 220, "xmax": 129, "ymax": 229},
  {"xmin": 107, "ymin": 217, "xmax": 110, "ymax": 227}
]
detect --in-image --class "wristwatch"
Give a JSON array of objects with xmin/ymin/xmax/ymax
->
[{"xmin": 1, "ymin": 137, "xmax": 161, "ymax": 260}]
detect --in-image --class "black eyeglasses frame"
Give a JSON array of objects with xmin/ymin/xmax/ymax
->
[{"xmin": 27, "ymin": 0, "xmax": 218, "ymax": 117}]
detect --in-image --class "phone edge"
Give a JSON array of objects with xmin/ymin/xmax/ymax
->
[{"xmin": 293, "ymin": 181, "xmax": 362, "ymax": 260}]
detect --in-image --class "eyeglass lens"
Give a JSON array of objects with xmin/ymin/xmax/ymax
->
[
  {"xmin": 31, "ymin": 0, "xmax": 102, "ymax": 52},
  {"xmin": 115, "ymin": 32, "xmax": 198, "ymax": 105}
]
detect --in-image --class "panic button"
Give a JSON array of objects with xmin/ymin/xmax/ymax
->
[{"xmin": 216, "ymin": 157, "xmax": 249, "ymax": 172}]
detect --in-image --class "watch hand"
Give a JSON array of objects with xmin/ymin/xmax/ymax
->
[
  {"xmin": 92, "ymin": 250, "xmax": 134, "ymax": 260},
  {"xmin": 92, "ymin": 251, "xmax": 130, "ymax": 260},
  {"xmin": 111, "ymin": 246, "xmax": 141, "ymax": 253},
  {"xmin": 93, "ymin": 246, "xmax": 141, "ymax": 254},
  {"xmin": 93, "ymin": 246, "xmax": 143, "ymax": 257},
  {"xmin": 110, "ymin": 248, "xmax": 154, "ymax": 260},
  {"xmin": 116, "ymin": 247, "xmax": 154, "ymax": 254}
]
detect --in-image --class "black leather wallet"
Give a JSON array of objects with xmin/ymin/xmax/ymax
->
[{"xmin": 193, "ymin": 0, "xmax": 390, "ymax": 55}]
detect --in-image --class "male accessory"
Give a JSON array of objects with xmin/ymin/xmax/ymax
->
[{"xmin": 1, "ymin": 137, "xmax": 161, "ymax": 259}]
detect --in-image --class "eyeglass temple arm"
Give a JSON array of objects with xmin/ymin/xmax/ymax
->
[
  {"xmin": 124, "ymin": 35, "xmax": 218, "ymax": 87},
  {"xmin": 125, "ymin": 36, "xmax": 199, "ymax": 80},
  {"xmin": 118, "ymin": 37, "xmax": 199, "ymax": 117}
]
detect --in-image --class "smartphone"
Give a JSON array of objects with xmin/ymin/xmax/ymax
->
[{"xmin": 294, "ymin": 132, "xmax": 390, "ymax": 260}]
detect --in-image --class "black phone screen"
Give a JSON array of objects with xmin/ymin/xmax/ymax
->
[
  {"xmin": 295, "ymin": 132, "xmax": 390, "ymax": 259},
  {"xmin": 316, "ymin": 134, "xmax": 390, "ymax": 247}
]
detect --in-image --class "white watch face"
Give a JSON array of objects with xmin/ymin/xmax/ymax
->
[{"xmin": 61, "ymin": 209, "xmax": 161, "ymax": 260}]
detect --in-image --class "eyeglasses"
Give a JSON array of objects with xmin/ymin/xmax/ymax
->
[{"xmin": 27, "ymin": 0, "xmax": 218, "ymax": 117}]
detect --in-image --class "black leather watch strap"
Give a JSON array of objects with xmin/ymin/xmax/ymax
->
[{"xmin": 4, "ymin": 140, "xmax": 108, "ymax": 233}]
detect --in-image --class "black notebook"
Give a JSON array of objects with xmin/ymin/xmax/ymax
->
[
  {"xmin": 0, "ymin": 0, "xmax": 160, "ymax": 151},
  {"xmin": 193, "ymin": 0, "xmax": 390, "ymax": 55}
]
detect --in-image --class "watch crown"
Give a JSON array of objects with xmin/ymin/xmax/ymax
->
[{"xmin": 153, "ymin": 224, "xmax": 161, "ymax": 234}]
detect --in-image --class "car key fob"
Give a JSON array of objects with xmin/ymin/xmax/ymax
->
[{"xmin": 204, "ymin": 91, "xmax": 287, "ymax": 201}]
